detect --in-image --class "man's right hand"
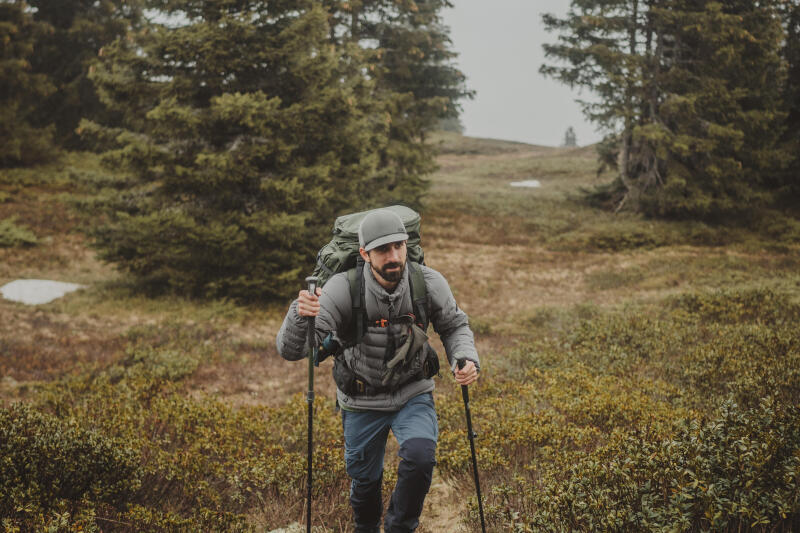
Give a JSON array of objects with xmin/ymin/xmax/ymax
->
[{"xmin": 297, "ymin": 287, "xmax": 322, "ymax": 317}]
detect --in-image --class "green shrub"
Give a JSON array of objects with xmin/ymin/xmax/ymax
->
[
  {"xmin": 755, "ymin": 212, "xmax": 800, "ymax": 245},
  {"xmin": 33, "ymin": 373, "xmax": 350, "ymax": 531},
  {"xmin": 522, "ymin": 398, "xmax": 800, "ymax": 532},
  {"xmin": 453, "ymin": 283, "xmax": 800, "ymax": 532},
  {"xmin": 0, "ymin": 216, "xmax": 38, "ymax": 248},
  {"xmin": 588, "ymin": 228, "xmax": 666, "ymax": 251},
  {"xmin": 468, "ymin": 316, "xmax": 493, "ymax": 335},
  {"xmin": 568, "ymin": 311, "xmax": 674, "ymax": 366},
  {"xmin": 682, "ymin": 323, "xmax": 800, "ymax": 409},
  {"xmin": 552, "ymin": 223, "xmax": 670, "ymax": 252},
  {"xmin": 682, "ymin": 221, "xmax": 737, "ymax": 246},
  {"xmin": 670, "ymin": 287, "xmax": 800, "ymax": 325},
  {"xmin": 110, "ymin": 345, "xmax": 201, "ymax": 383},
  {"xmin": 585, "ymin": 266, "xmax": 646, "ymax": 290},
  {"xmin": 0, "ymin": 403, "xmax": 141, "ymax": 530},
  {"xmin": 5, "ymin": 321, "xmax": 353, "ymax": 530}
]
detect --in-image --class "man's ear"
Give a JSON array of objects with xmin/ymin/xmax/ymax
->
[{"xmin": 358, "ymin": 247, "xmax": 370, "ymax": 263}]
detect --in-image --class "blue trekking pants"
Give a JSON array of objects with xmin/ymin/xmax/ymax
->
[{"xmin": 342, "ymin": 392, "xmax": 439, "ymax": 533}]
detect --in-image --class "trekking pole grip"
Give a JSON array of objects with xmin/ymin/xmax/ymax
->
[
  {"xmin": 304, "ymin": 276, "xmax": 318, "ymax": 401},
  {"xmin": 456, "ymin": 359, "xmax": 471, "ymax": 430},
  {"xmin": 306, "ymin": 276, "xmax": 318, "ymax": 297},
  {"xmin": 305, "ymin": 276, "xmax": 318, "ymax": 338}
]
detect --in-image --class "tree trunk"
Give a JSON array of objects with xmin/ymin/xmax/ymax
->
[
  {"xmin": 351, "ymin": 0, "xmax": 361, "ymax": 41},
  {"xmin": 619, "ymin": 0, "xmax": 640, "ymax": 211}
]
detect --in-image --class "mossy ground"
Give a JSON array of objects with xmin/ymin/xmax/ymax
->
[{"xmin": 1, "ymin": 134, "xmax": 798, "ymax": 531}]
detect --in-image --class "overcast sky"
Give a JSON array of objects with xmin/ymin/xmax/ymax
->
[{"xmin": 441, "ymin": 0, "xmax": 603, "ymax": 147}]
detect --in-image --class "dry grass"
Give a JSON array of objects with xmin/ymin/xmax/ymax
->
[{"xmin": 2, "ymin": 134, "xmax": 799, "ymax": 530}]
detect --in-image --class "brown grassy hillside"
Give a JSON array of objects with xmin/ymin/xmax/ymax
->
[{"xmin": 1, "ymin": 134, "xmax": 799, "ymax": 532}]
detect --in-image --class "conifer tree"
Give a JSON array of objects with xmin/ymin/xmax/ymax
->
[
  {"xmin": 0, "ymin": 1, "xmax": 55, "ymax": 166},
  {"xmin": 84, "ymin": 2, "xmax": 392, "ymax": 300},
  {"xmin": 780, "ymin": 1, "xmax": 800, "ymax": 205},
  {"xmin": 543, "ymin": 0, "xmax": 790, "ymax": 219},
  {"xmin": 333, "ymin": 0, "xmax": 470, "ymax": 130},
  {"xmin": 541, "ymin": 0, "xmax": 661, "ymax": 210},
  {"xmin": 26, "ymin": 0, "xmax": 143, "ymax": 148},
  {"xmin": 642, "ymin": 0, "xmax": 787, "ymax": 218},
  {"xmin": 563, "ymin": 126, "xmax": 577, "ymax": 147},
  {"xmin": 437, "ymin": 115, "xmax": 464, "ymax": 133},
  {"xmin": 330, "ymin": 0, "xmax": 472, "ymax": 205}
]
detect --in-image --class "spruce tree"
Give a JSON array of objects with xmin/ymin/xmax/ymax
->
[
  {"xmin": 543, "ymin": 0, "xmax": 790, "ymax": 219},
  {"xmin": 333, "ymin": 0, "xmax": 471, "ymax": 131},
  {"xmin": 780, "ymin": 1, "xmax": 800, "ymax": 206},
  {"xmin": 0, "ymin": 1, "xmax": 55, "ymax": 167},
  {"xmin": 643, "ymin": 0, "xmax": 787, "ymax": 218},
  {"xmin": 563, "ymin": 126, "xmax": 577, "ymax": 147},
  {"xmin": 84, "ymin": 2, "xmax": 392, "ymax": 300},
  {"xmin": 26, "ymin": 0, "xmax": 143, "ymax": 148},
  {"xmin": 330, "ymin": 0, "xmax": 473, "ymax": 206},
  {"xmin": 541, "ymin": 0, "xmax": 661, "ymax": 210}
]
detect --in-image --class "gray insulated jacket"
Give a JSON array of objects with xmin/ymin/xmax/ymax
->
[{"xmin": 276, "ymin": 263, "xmax": 479, "ymax": 411}]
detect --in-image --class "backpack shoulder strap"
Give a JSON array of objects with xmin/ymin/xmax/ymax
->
[
  {"xmin": 407, "ymin": 261, "xmax": 429, "ymax": 331},
  {"xmin": 346, "ymin": 260, "xmax": 428, "ymax": 343},
  {"xmin": 346, "ymin": 258, "xmax": 366, "ymax": 345}
]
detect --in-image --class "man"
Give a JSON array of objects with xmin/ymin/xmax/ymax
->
[{"xmin": 276, "ymin": 209, "xmax": 479, "ymax": 532}]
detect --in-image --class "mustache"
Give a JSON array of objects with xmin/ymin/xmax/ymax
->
[{"xmin": 384, "ymin": 262, "xmax": 402, "ymax": 270}]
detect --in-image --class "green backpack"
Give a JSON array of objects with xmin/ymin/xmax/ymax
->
[
  {"xmin": 312, "ymin": 205, "xmax": 424, "ymax": 287},
  {"xmin": 312, "ymin": 205, "xmax": 430, "ymax": 343}
]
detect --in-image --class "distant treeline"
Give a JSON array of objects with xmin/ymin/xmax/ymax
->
[
  {"xmin": 0, "ymin": 0, "xmax": 471, "ymax": 300},
  {"xmin": 542, "ymin": 0, "xmax": 800, "ymax": 220}
]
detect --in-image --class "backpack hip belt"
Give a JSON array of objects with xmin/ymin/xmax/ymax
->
[{"xmin": 332, "ymin": 346, "xmax": 439, "ymax": 397}]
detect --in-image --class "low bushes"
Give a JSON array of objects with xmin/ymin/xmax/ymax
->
[
  {"xmin": 0, "ymin": 320, "xmax": 352, "ymax": 531},
  {"xmin": 483, "ymin": 399, "xmax": 800, "ymax": 532},
  {"xmin": 28, "ymin": 371, "xmax": 350, "ymax": 531},
  {"xmin": 437, "ymin": 285, "xmax": 800, "ymax": 531},
  {"xmin": 0, "ymin": 216, "xmax": 38, "ymax": 248},
  {"xmin": 0, "ymin": 404, "xmax": 141, "ymax": 532},
  {"xmin": 3, "ymin": 283, "xmax": 798, "ymax": 531}
]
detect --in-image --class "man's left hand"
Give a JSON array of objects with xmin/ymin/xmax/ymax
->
[{"xmin": 454, "ymin": 360, "xmax": 478, "ymax": 386}]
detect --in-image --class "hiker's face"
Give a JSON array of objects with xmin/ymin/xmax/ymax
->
[{"xmin": 364, "ymin": 240, "xmax": 407, "ymax": 284}]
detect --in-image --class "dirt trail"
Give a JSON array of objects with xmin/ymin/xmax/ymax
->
[{"xmin": 420, "ymin": 472, "xmax": 466, "ymax": 532}]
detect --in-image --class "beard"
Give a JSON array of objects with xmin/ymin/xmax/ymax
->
[{"xmin": 375, "ymin": 260, "xmax": 405, "ymax": 283}]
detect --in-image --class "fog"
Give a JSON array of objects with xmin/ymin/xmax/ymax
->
[{"xmin": 442, "ymin": 0, "xmax": 603, "ymax": 147}]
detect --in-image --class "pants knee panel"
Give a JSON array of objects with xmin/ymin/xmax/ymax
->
[{"xmin": 399, "ymin": 438, "xmax": 436, "ymax": 470}]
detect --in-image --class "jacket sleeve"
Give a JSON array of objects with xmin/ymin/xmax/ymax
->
[
  {"xmin": 275, "ymin": 273, "xmax": 352, "ymax": 361},
  {"xmin": 423, "ymin": 266, "xmax": 480, "ymax": 371}
]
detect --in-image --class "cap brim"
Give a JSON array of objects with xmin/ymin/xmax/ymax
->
[{"xmin": 364, "ymin": 232, "xmax": 409, "ymax": 252}]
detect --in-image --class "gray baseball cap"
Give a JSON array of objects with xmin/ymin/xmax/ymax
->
[{"xmin": 358, "ymin": 209, "xmax": 409, "ymax": 252}]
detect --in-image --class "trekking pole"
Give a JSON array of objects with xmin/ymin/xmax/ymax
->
[
  {"xmin": 304, "ymin": 276, "xmax": 318, "ymax": 533},
  {"xmin": 457, "ymin": 359, "xmax": 487, "ymax": 533}
]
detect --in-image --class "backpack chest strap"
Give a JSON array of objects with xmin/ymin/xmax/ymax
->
[{"xmin": 346, "ymin": 261, "xmax": 429, "ymax": 346}]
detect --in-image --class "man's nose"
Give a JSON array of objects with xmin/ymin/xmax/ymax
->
[{"xmin": 387, "ymin": 246, "xmax": 401, "ymax": 261}]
